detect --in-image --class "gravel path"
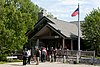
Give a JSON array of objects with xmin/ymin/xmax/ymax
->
[{"xmin": 0, "ymin": 62, "xmax": 99, "ymax": 67}]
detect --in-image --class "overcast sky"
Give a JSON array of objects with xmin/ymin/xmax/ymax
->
[{"xmin": 31, "ymin": 0, "xmax": 100, "ymax": 22}]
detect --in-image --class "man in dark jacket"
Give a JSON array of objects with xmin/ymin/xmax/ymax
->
[{"xmin": 23, "ymin": 48, "xmax": 28, "ymax": 65}]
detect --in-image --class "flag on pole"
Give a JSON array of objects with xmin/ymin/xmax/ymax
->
[{"xmin": 71, "ymin": 7, "xmax": 79, "ymax": 17}]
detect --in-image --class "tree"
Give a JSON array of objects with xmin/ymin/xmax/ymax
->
[
  {"xmin": 0, "ymin": 0, "xmax": 39, "ymax": 61},
  {"xmin": 39, "ymin": 7, "xmax": 56, "ymax": 19},
  {"xmin": 82, "ymin": 8, "xmax": 100, "ymax": 56}
]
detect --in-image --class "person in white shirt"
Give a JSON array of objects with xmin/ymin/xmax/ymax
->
[{"xmin": 27, "ymin": 49, "xmax": 31, "ymax": 64}]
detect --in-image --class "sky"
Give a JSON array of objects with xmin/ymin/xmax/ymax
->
[{"xmin": 31, "ymin": 0, "xmax": 100, "ymax": 22}]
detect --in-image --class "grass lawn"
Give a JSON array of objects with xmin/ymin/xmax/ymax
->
[{"xmin": 0, "ymin": 61, "xmax": 7, "ymax": 64}]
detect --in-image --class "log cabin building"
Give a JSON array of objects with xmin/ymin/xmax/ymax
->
[{"xmin": 26, "ymin": 12, "xmax": 84, "ymax": 50}]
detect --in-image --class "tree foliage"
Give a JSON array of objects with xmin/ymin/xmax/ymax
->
[
  {"xmin": 0, "ymin": 0, "xmax": 39, "ymax": 61},
  {"xmin": 39, "ymin": 7, "xmax": 56, "ymax": 19},
  {"xmin": 82, "ymin": 8, "xmax": 100, "ymax": 55}
]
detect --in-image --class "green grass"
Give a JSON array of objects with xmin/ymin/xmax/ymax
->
[
  {"xmin": 12, "ymin": 59, "xmax": 23, "ymax": 62},
  {"xmin": 0, "ymin": 61, "xmax": 7, "ymax": 64}
]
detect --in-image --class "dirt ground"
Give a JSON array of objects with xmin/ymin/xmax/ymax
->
[{"xmin": 0, "ymin": 62, "xmax": 99, "ymax": 67}]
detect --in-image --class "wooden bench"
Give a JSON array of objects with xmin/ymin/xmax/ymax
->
[{"xmin": 7, "ymin": 56, "xmax": 17, "ymax": 61}]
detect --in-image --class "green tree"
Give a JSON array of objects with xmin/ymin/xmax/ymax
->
[
  {"xmin": 82, "ymin": 8, "xmax": 100, "ymax": 56},
  {"xmin": 39, "ymin": 7, "xmax": 56, "ymax": 19},
  {"xmin": 0, "ymin": 0, "xmax": 39, "ymax": 61}
]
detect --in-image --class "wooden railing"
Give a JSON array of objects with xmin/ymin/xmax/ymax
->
[{"xmin": 56, "ymin": 50, "xmax": 95, "ymax": 64}]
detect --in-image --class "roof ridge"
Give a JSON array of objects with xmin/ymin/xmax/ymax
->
[{"xmin": 47, "ymin": 17, "xmax": 69, "ymax": 23}]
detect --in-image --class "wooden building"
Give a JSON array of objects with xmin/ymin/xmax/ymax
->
[{"xmin": 26, "ymin": 15, "xmax": 83, "ymax": 50}]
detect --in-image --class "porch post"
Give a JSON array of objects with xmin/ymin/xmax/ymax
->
[
  {"xmin": 63, "ymin": 38, "xmax": 65, "ymax": 49},
  {"xmin": 71, "ymin": 39, "xmax": 73, "ymax": 50},
  {"xmin": 36, "ymin": 39, "xmax": 39, "ymax": 48},
  {"xmin": 30, "ymin": 39, "xmax": 32, "ymax": 48},
  {"xmin": 63, "ymin": 38, "xmax": 66, "ymax": 63}
]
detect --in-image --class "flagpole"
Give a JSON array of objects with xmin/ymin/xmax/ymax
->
[
  {"xmin": 77, "ymin": 3, "xmax": 80, "ymax": 63},
  {"xmin": 71, "ymin": 3, "xmax": 80, "ymax": 63},
  {"xmin": 78, "ymin": 3, "xmax": 80, "ymax": 51}
]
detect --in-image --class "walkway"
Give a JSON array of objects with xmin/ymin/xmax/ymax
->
[{"xmin": 0, "ymin": 62, "xmax": 99, "ymax": 67}]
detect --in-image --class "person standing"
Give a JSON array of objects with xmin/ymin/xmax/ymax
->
[
  {"xmin": 54, "ymin": 48, "xmax": 57, "ymax": 62},
  {"xmin": 41, "ymin": 47, "xmax": 47, "ymax": 62},
  {"xmin": 50, "ymin": 47, "xmax": 54, "ymax": 62},
  {"xmin": 23, "ymin": 48, "xmax": 28, "ymax": 65},
  {"xmin": 32, "ymin": 48, "xmax": 36, "ymax": 62},
  {"xmin": 36, "ymin": 49, "xmax": 40, "ymax": 65},
  {"xmin": 27, "ymin": 49, "xmax": 31, "ymax": 64}
]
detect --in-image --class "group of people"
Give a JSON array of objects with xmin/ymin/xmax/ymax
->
[
  {"xmin": 49, "ymin": 47, "xmax": 57, "ymax": 62},
  {"xmin": 22, "ymin": 47, "xmax": 57, "ymax": 65},
  {"xmin": 23, "ymin": 48, "xmax": 31, "ymax": 65}
]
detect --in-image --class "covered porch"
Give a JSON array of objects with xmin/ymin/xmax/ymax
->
[{"xmin": 29, "ymin": 25, "xmax": 78, "ymax": 50}]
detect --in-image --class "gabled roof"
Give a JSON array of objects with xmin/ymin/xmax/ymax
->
[
  {"xmin": 28, "ymin": 16, "xmax": 82, "ymax": 39},
  {"xmin": 47, "ymin": 17, "xmax": 82, "ymax": 38},
  {"xmin": 34, "ymin": 16, "xmax": 54, "ymax": 28}
]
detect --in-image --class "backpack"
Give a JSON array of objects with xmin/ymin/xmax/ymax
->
[
  {"xmin": 23, "ymin": 51, "xmax": 28, "ymax": 57},
  {"xmin": 25, "ymin": 51, "xmax": 28, "ymax": 55}
]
